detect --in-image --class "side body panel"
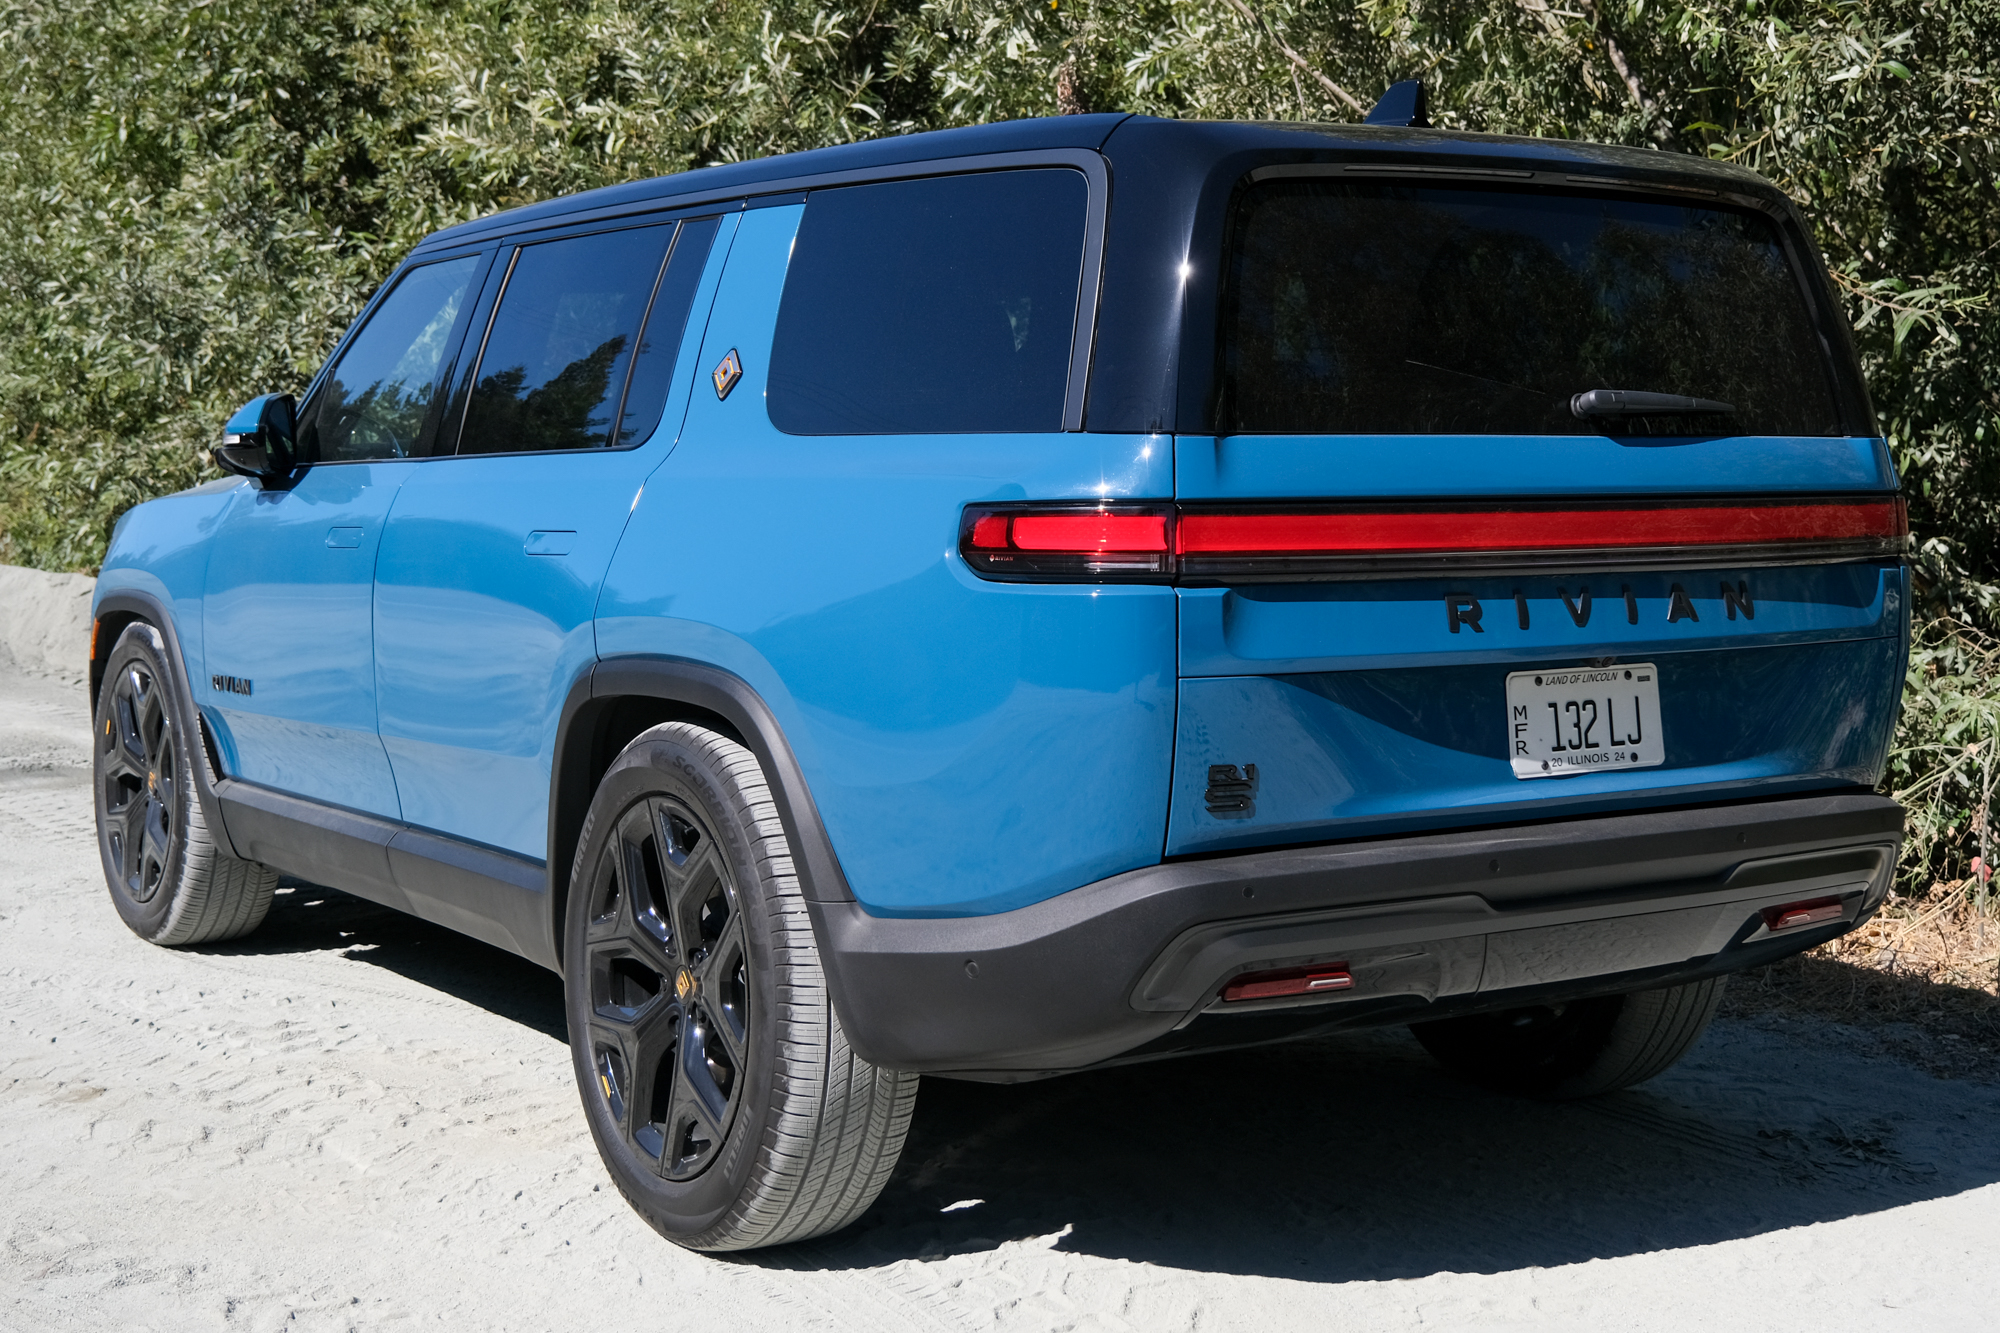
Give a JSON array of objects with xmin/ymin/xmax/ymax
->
[
  {"xmin": 197, "ymin": 464, "xmax": 412, "ymax": 817},
  {"xmin": 374, "ymin": 451, "xmax": 657, "ymax": 858},
  {"xmin": 92, "ymin": 478, "xmax": 241, "ymax": 689},
  {"xmin": 596, "ymin": 203, "xmax": 1179, "ymax": 918}
]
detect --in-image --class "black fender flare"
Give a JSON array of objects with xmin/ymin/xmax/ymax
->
[
  {"xmin": 90, "ymin": 589, "xmax": 244, "ymax": 863},
  {"xmin": 548, "ymin": 656, "xmax": 857, "ymax": 957}
]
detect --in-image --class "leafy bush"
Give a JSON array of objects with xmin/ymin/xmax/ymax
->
[{"xmin": 1, "ymin": 2, "xmax": 1994, "ymax": 904}]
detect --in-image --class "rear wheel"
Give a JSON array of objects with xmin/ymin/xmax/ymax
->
[
  {"xmin": 1410, "ymin": 977, "xmax": 1727, "ymax": 1099},
  {"xmin": 92, "ymin": 622, "xmax": 278, "ymax": 945},
  {"xmin": 564, "ymin": 721, "xmax": 917, "ymax": 1250}
]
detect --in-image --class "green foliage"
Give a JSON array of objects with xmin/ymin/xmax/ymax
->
[
  {"xmin": 1, "ymin": 0, "xmax": 1992, "ymax": 900},
  {"xmin": 1888, "ymin": 618, "xmax": 2000, "ymax": 894}
]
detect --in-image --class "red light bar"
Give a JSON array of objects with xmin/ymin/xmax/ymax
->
[
  {"xmin": 1011, "ymin": 513, "xmax": 1168, "ymax": 553},
  {"xmin": 960, "ymin": 504, "xmax": 1174, "ymax": 579},
  {"xmin": 960, "ymin": 498, "xmax": 1907, "ymax": 583},
  {"xmin": 1179, "ymin": 501, "xmax": 1907, "ymax": 556},
  {"xmin": 1760, "ymin": 896, "xmax": 1847, "ymax": 932},
  {"xmin": 1220, "ymin": 965, "xmax": 1354, "ymax": 1003}
]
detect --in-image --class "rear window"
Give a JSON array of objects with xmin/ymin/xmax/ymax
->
[
  {"xmin": 1219, "ymin": 180, "xmax": 1843, "ymax": 437},
  {"xmin": 769, "ymin": 169, "xmax": 1088, "ymax": 435}
]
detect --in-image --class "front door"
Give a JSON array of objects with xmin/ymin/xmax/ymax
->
[
  {"xmin": 372, "ymin": 215, "xmax": 724, "ymax": 859},
  {"xmin": 200, "ymin": 252, "xmax": 486, "ymax": 816}
]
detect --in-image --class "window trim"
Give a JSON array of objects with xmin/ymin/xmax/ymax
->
[
  {"xmin": 432, "ymin": 215, "xmax": 719, "ymax": 459},
  {"xmin": 406, "ymin": 149, "xmax": 1112, "ymax": 432}
]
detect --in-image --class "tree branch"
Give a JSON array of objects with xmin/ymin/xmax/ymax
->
[
  {"xmin": 1218, "ymin": 0, "xmax": 1365, "ymax": 115},
  {"xmin": 1574, "ymin": 0, "xmax": 1671, "ymax": 144}
]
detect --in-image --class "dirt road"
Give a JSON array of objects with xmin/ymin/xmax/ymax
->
[{"xmin": 5, "ymin": 664, "xmax": 1998, "ymax": 1332}]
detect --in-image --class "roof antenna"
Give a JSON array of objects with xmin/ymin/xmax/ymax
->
[{"xmin": 1364, "ymin": 80, "xmax": 1431, "ymax": 128}]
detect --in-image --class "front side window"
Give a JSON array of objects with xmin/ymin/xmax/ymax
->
[
  {"xmin": 301, "ymin": 255, "xmax": 481, "ymax": 462},
  {"xmin": 1219, "ymin": 180, "xmax": 1844, "ymax": 436},
  {"xmin": 769, "ymin": 169, "xmax": 1089, "ymax": 435},
  {"xmin": 457, "ymin": 225, "xmax": 674, "ymax": 454}
]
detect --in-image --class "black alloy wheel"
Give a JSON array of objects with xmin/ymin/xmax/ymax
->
[
  {"xmin": 92, "ymin": 622, "xmax": 278, "ymax": 946},
  {"xmin": 565, "ymin": 721, "xmax": 917, "ymax": 1251},
  {"xmin": 100, "ymin": 656, "xmax": 181, "ymax": 905},
  {"xmin": 582, "ymin": 793, "xmax": 751, "ymax": 1181}
]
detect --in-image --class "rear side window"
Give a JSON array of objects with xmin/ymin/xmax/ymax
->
[
  {"xmin": 301, "ymin": 255, "xmax": 480, "ymax": 462},
  {"xmin": 769, "ymin": 169, "xmax": 1088, "ymax": 435},
  {"xmin": 458, "ymin": 225, "xmax": 673, "ymax": 454},
  {"xmin": 1219, "ymin": 180, "xmax": 1843, "ymax": 437}
]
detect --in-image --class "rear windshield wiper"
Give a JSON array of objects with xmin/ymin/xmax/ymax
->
[{"xmin": 1572, "ymin": 389, "xmax": 1736, "ymax": 419}]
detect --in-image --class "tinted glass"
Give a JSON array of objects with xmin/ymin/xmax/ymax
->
[
  {"xmin": 302, "ymin": 255, "xmax": 479, "ymax": 461},
  {"xmin": 1221, "ymin": 181, "xmax": 1842, "ymax": 436},
  {"xmin": 614, "ymin": 217, "xmax": 720, "ymax": 448},
  {"xmin": 458, "ymin": 225, "xmax": 672, "ymax": 454},
  {"xmin": 769, "ymin": 170, "xmax": 1087, "ymax": 435}
]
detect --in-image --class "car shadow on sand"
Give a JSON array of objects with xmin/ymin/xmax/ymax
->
[
  {"xmin": 198, "ymin": 881, "xmax": 568, "ymax": 1043},
  {"xmin": 206, "ymin": 885, "xmax": 2000, "ymax": 1284},
  {"xmin": 764, "ymin": 1013, "xmax": 2000, "ymax": 1283}
]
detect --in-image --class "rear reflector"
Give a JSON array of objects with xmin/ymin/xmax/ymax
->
[
  {"xmin": 962, "ymin": 498, "xmax": 1908, "ymax": 582},
  {"xmin": 1220, "ymin": 966, "xmax": 1354, "ymax": 1003},
  {"xmin": 1760, "ymin": 896, "xmax": 1847, "ymax": 932}
]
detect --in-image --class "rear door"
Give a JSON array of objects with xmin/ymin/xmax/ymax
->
[
  {"xmin": 372, "ymin": 215, "xmax": 723, "ymax": 863},
  {"xmin": 1169, "ymin": 173, "xmax": 1906, "ymax": 856}
]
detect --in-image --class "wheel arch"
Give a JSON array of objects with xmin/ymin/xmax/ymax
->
[
  {"xmin": 549, "ymin": 657, "xmax": 856, "ymax": 963},
  {"xmin": 90, "ymin": 589, "xmax": 243, "ymax": 862}
]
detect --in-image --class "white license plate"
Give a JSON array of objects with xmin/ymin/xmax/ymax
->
[{"xmin": 1506, "ymin": 664, "xmax": 1664, "ymax": 779}]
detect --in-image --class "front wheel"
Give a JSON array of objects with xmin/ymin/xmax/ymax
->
[
  {"xmin": 564, "ymin": 721, "xmax": 918, "ymax": 1250},
  {"xmin": 1410, "ymin": 977, "xmax": 1727, "ymax": 1100},
  {"xmin": 92, "ymin": 622, "xmax": 278, "ymax": 946}
]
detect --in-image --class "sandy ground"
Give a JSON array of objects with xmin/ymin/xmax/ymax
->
[{"xmin": 5, "ymin": 661, "xmax": 2000, "ymax": 1332}]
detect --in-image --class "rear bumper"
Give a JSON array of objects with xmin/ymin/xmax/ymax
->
[{"xmin": 810, "ymin": 791, "xmax": 1901, "ymax": 1079}]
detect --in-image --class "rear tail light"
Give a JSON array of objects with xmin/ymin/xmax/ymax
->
[
  {"xmin": 959, "ymin": 504, "xmax": 1173, "ymax": 579},
  {"xmin": 1761, "ymin": 896, "xmax": 1847, "ymax": 932},
  {"xmin": 1220, "ymin": 965, "xmax": 1354, "ymax": 1003},
  {"xmin": 961, "ymin": 498, "xmax": 1906, "ymax": 583}
]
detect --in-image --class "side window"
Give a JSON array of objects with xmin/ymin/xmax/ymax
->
[
  {"xmin": 457, "ymin": 225, "xmax": 673, "ymax": 455},
  {"xmin": 300, "ymin": 255, "xmax": 481, "ymax": 462},
  {"xmin": 769, "ymin": 170, "xmax": 1088, "ymax": 435},
  {"xmin": 612, "ymin": 217, "xmax": 721, "ymax": 448}
]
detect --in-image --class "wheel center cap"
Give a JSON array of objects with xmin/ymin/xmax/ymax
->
[{"xmin": 675, "ymin": 968, "xmax": 696, "ymax": 1003}]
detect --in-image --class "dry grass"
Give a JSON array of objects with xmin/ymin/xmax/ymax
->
[{"xmin": 1723, "ymin": 878, "xmax": 2000, "ymax": 1080}]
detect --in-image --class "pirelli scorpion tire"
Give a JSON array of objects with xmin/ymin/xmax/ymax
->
[
  {"xmin": 1410, "ymin": 977, "xmax": 1729, "ymax": 1100},
  {"xmin": 564, "ymin": 721, "xmax": 919, "ymax": 1251},
  {"xmin": 92, "ymin": 622, "xmax": 278, "ymax": 946}
]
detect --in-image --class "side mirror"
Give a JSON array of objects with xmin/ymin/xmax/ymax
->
[{"xmin": 215, "ymin": 394, "xmax": 300, "ymax": 484}]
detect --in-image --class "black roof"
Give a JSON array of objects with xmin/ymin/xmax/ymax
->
[{"xmin": 412, "ymin": 116, "xmax": 1835, "ymax": 435}]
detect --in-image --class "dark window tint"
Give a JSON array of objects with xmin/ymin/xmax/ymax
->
[
  {"xmin": 1220, "ymin": 181, "xmax": 1843, "ymax": 436},
  {"xmin": 459, "ymin": 225, "xmax": 672, "ymax": 454},
  {"xmin": 769, "ymin": 170, "xmax": 1087, "ymax": 435},
  {"xmin": 615, "ymin": 217, "xmax": 720, "ymax": 447},
  {"xmin": 302, "ymin": 255, "xmax": 480, "ymax": 462}
]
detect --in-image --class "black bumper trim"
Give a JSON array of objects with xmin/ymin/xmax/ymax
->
[{"xmin": 810, "ymin": 791, "xmax": 1902, "ymax": 1077}]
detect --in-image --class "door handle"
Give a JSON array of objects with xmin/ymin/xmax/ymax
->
[
  {"xmin": 526, "ymin": 530, "xmax": 576, "ymax": 556},
  {"xmin": 326, "ymin": 527, "xmax": 363, "ymax": 549}
]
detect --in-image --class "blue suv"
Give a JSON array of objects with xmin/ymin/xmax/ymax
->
[{"xmin": 90, "ymin": 108, "xmax": 1908, "ymax": 1251}]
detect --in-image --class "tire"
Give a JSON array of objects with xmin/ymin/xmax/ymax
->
[
  {"xmin": 564, "ymin": 721, "xmax": 918, "ymax": 1251},
  {"xmin": 92, "ymin": 622, "xmax": 279, "ymax": 946},
  {"xmin": 1410, "ymin": 976, "xmax": 1728, "ymax": 1100}
]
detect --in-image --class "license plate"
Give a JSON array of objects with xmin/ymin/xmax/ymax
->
[{"xmin": 1506, "ymin": 664, "xmax": 1664, "ymax": 779}]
